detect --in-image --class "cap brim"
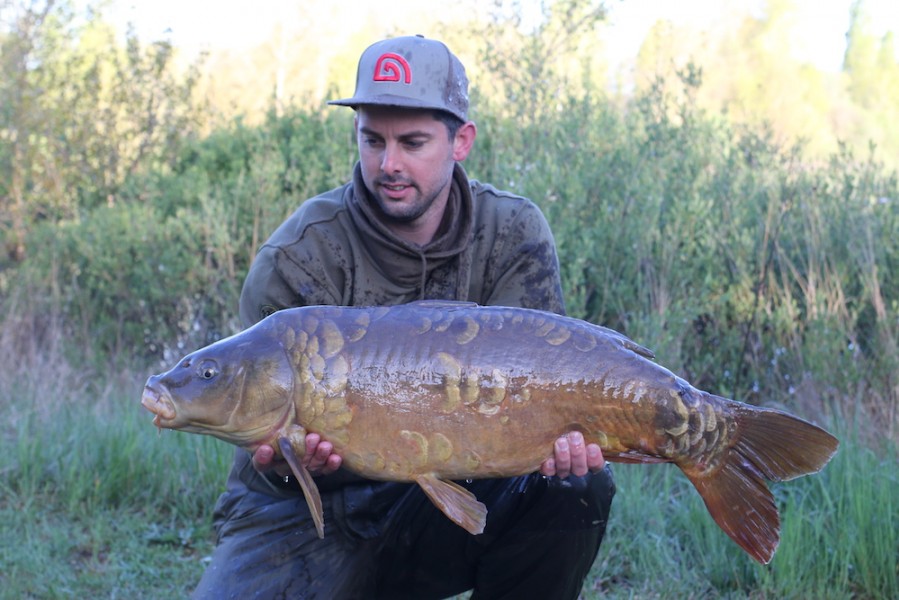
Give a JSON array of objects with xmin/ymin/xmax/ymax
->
[{"xmin": 328, "ymin": 94, "xmax": 465, "ymax": 121}]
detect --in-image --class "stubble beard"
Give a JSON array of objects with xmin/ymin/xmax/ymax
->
[
  {"xmin": 375, "ymin": 180, "xmax": 428, "ymax": 223},
  {"xmin": 372, "ymin": 172, "xmax": 451, "ymax": 225}
]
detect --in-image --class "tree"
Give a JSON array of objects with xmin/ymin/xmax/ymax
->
[
  {"xmin": 0, "ymin": 0, "xmax": 56, "ymax": 262},
  {"xmin": 633, "ymin": 0, "xmax": 837, "ymax": 157},
  {"xmin": 470, "ymin": 0, "xmax": 610, "ymax": 122},
  {"xmin": 0, "ymin": 0, "xmax": 204, "ymax": 264}
]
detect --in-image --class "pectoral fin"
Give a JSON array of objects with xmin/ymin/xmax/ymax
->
[
  {"xmin": 278, "ymin": 434, "xmax": 325, "ymax": 539},
  {"xmin": 414, "ymin": 474, "xmax": 487, "ymax": 535}
]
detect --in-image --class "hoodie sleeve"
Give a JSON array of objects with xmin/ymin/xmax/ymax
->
[
  {"xmin": 239, "ymin": 190, "xmax": 356, "ymax": 328},
  {"xmin": 239, "ymin": 238, "xmax": 350, "ymax": 328},
  {"xmin": 239, "ymin": 245, "xmax": 302, "ymax": 328},
  {"xmin": 482, "ymin": 199, "xmax": 566, "ymax": 315}
]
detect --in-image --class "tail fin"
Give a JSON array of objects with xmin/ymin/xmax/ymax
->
[{"xmin": 685, "ymin": 405, "xmax": 838, "ymax": 564}]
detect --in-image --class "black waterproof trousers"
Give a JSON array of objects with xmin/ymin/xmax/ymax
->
[{"xmin": 194, "ymin": 453, "xmax": 615, "ymax": 600}]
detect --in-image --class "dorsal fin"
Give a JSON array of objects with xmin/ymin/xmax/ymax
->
[{"xmin": 409, "ymin": 299, "xmax": 480, "ymax": 309}]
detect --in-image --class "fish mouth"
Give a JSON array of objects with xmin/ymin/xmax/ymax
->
[{"xmin": 141, "ymin": 384, "xmax": 177, "ymax": 428}]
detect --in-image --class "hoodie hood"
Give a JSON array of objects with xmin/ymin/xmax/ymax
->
[{"xmin": 346, "ymin": 161, "xmax": 474, "ymax": 298}]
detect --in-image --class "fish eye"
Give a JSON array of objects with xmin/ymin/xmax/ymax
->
[{"xmin": 196, "ymin": 360, "xmax": 218, "ymax": 380}]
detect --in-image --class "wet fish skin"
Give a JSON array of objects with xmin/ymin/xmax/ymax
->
[{"xmin": 141, "ymin": 300, "xmax": 838, "ymax": 564}]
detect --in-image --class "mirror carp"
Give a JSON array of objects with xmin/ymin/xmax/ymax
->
[{"xmin": 141, "ymin": 300, "xmax": 838, "ymax": 564}]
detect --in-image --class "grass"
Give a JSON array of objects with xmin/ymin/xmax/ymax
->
[
  {"xmin": 1, "ymin": 355, "xmax": 896, "ymax": 599},
  {"xmin": 586, "ymin": 434, "xmax": 898, "ymax": 599},
  {"xmin": 0, "ymin": 502, "xmax": 212, "ymax": 598},
  {"xmin": 0, "ymin": 353, "xmax": 232, "ymax": 599}
]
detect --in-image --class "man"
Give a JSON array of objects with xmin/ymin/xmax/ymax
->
[{"xmin": 195, "ymin": 35, "xmax": 615, "ymax": 599}]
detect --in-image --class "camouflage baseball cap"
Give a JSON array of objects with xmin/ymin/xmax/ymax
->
[{"xmin": 329, "ymin": 35, "xmax": 469, "ymax": 121}]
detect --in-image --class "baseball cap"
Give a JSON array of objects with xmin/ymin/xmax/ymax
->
[{"xmin": 329, "ymin": 35, "xmax": 469, "ymax": 122}]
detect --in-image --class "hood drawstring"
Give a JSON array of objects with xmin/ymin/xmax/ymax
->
[
  {"xmin": 453, "ymin": 241, "xmax": 473, "ymax": 301},
  {"xmin": 416, "ymin": 244, "xmax": 474, "ymax": 301},
  {"xmin": 418, "ymin": 252, "xmax": 428, "ymax": 300}
]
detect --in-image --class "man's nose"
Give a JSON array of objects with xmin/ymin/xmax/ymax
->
[{"xmin": 380, "ymin": 143, "xmax": 402, "ymax": 173}]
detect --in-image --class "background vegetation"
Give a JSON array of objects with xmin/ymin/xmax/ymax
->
[{"xmin": 1, "ymin": 0, "xmax": 896, "ymax": 597}]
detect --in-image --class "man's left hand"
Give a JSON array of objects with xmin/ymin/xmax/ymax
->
[{"xmin": 539, "ymin": 431, "xmax": 605, "ymax": 479}]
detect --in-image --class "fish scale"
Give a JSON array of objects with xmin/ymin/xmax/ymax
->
[{"xmin": 141, "ymin": 299, "xmax": 838, "ymax": 565}]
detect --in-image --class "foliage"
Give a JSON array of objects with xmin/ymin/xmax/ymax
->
[
  {"xmin": 842, "ymin": 0, "xmax": 899, "ymax": 173},
  {"xmin": 466, "ymin": 68, "xmax": 898, "ymax": 441},
  {"xmin": 0, "ymin": 0, "xmax": 204, "ymax": 264},
  {"xmin": 14, "ymin": 107, "xmax": 355, "ymax": 360},
  {"xmin": 471, "ymin": 0, "xmax": 609, "ymax": 124},
  {"xmin": 629, "ymin": 0, "xmax": 899, "ymax": 172},
  {"xmin": 5, "ymin": 36, "xmax": 897, "ymax": 432}
]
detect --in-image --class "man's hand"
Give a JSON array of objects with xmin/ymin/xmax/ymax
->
[
  {"xmin": 252, "ymin": 433, "xmax": 342, "ymax": 478},
  {"xmin": 540, "ymin": 431, "xmax": 605, "ymax": 479}
]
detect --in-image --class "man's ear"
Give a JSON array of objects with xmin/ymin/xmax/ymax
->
[{"xmin": 452, "ymin": 121, "xmax": 477, "ymax": 162}]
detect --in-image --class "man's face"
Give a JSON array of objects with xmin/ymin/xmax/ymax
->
[{"xmin": 355, "ymin": 106, "xmax": 462, "ymax": 233}]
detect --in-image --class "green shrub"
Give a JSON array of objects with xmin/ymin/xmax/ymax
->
[
  {"xmin": 12, "ymin": 108, "xmax": 357, "ymax": 360},
  {"xmin": 469, "ymin": 74, "xmax": 897, "ymax": 433},
  {"xmin": 21, "ymin": 201, "xmax": 232, "ymax": 360}
]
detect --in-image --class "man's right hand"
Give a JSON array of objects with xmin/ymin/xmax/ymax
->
[{"xmin": 252, "ymin": 433, "xmax": 343, "ymax": 478}]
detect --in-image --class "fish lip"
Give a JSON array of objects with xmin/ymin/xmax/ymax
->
[{"xmin": 140, "ymin": 384, "xmax": 177, "ymax": 425}]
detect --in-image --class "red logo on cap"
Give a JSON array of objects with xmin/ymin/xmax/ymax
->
[{"xmin": 373, "ymin": 53, "xmax": 412, "ymax": 84}]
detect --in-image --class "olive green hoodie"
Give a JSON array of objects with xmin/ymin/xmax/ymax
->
[{"xmin": 239, "ymin": 162, "xmax": 565, "ymax": 327}]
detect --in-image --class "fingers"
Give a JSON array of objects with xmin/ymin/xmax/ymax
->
[
  {"xmin": 252, "ymin": 434, "xmax": 343, "ymax": 479},
  {"xmin": 303, "ymin": 433, "xmax": 342, "ymax": 476},
  {"xmin": 539, "ymin": 456, "xmax": 556, "ymax": 477},
  {"xmin": 320, "ymin": 452, "xmax": 342, "ymax": 476},
  {"xmin": 559, "ymin": 433, "xmax": 577, "ymax": 478},
  {"xmin": 252, "ymin": 444, "xmax": 290, "ymax": 477},
  {"xmin": 539, "ymin": 432, "xmax": 605, "ymax": 479},
  {"xmin": 253, "ymin": 444, "xmax": 275, "ymax": 468},
  {"xmin": 586, "ymin": 442, "xmax": 605, "ymax": 471}
]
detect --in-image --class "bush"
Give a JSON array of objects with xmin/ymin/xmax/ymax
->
[
  {"xmin": 12, "ymin": 108, "xmax": 356, "ymax": 361},
  {"xmin": 468, "ymin": 74, "xmax": 898, "ymax": 434}
]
